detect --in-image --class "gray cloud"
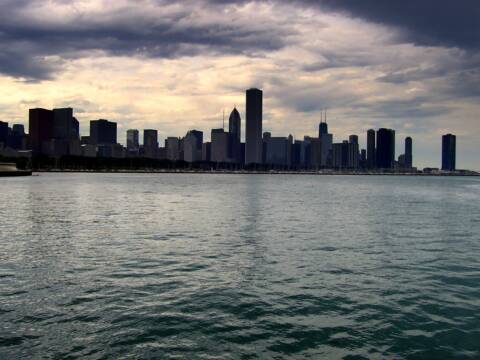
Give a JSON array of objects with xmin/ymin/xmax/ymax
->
[
  {"xmin": 297, "ymin": 0, "xmax": 480, "ymax": 51},
  {"xmin": 0, "ymin": 0, "xmax": 293, "ymax": 80}
]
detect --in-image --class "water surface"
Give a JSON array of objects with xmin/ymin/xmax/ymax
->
[{"xmin": 1, "ymin": 174, "xmax": 479, "ymax": 359}]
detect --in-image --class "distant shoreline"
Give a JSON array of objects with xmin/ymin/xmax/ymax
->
[{"xmin": 33, "ymin": 169, "xmax": 480, "ymax": 176}]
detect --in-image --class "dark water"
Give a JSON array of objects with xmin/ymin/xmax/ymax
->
[{"xmin": 1, "ymin": 174, "xmax": 480, "ymax": 359}]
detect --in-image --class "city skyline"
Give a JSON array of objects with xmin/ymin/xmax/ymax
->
[
  {"xmin": 0, "ymin": 87, "xmax": 465, "ymax": 173},
  {"xmin": 0, "ymin": 1, "xmax": 478, "ymax": 169}
]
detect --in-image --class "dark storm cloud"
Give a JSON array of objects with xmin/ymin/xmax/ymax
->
[
  {"xmin": 0, "ymin": 0, "xmax": 291, "ymax": 80},
  {"xmin": 210, "ymin": 0, "xmax": 480, "ymax": 50},
  {"xmin": 297, "ymin": 0, "xmax": 480, "ymax": 50}
]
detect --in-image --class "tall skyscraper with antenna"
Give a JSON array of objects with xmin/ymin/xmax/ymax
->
[{"xmin": 319, "ymin": 110, "xmax": 328, "ymax": 137}]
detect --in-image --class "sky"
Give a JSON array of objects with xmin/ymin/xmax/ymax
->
[{"xmin": 0, "ymin": 0, "xmax": 478, "ymax": 170}]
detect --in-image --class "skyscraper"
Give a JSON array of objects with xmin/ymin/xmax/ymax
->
[
  {"xmin": 348, "ymin": 135, "xmax": 359, "ymax": 169},
  {"xmin": 90, "ymin": 119, "xmax": 117, "ymax": 145},
  {"xmin": 245, "ymin": 88, "xmax": 263, "ymax": 165},
  {"xmin": 405, "ymin": 137, "xmax": 413, "ymax": 168},
  {"xmin": 165, "ymin": 137, "xmax": 180, "ymax": 161},
  {"xmin": 0, "ymin": 121, "xmax": 8, "ymax": 146},
  {"xmin": 211, "ymin": 128, "xmax": 229, "ymax": 163},
  {"xmin": 367, "ymin": 129, "xmax": 376, "ymax": 169},
  {"xmin": 376, "ymin": 128, "xmax": 395, "ymax": 169},
  {"xmin": 228, "ymin": 108, "xmax": 241, "ymax": 163},
  {"xmin": 442, "ymin": 134, "xmax": 456, "ymax": 171},
  {"xmin": 143, "ymin": 129, "xmax": 158, "ymax": 148},
  {"xmin": 319, "ymin": 121, "xmax": 328, "ymax": 137},
  {"xmin": 29, "ymin": 108, "xmax": 54, "ymax": 154},
  {"xmin": 184, "ymin": 130, "xmax": 203, "ymax": 163},
  {"xmin": 265, "ymin": 137, "xmax": 289, "ymax": 166},
  {"xmin": 319, "ymin": 116, "xmax": 333, "ymax": 167},
  {"xmin": 10, "ymin": 124, "xmax": 26, "ymax": 150},
  {"xmin": 126, "ymin": 129, "xmax": 139, "ymax": 150},
  {"xmin": 143, "ymin": 129, "xmax": 158, "ymax": 158},
  {"xmin": 53, "ymin": 108, "xmax": 78, "ymax": 140}
]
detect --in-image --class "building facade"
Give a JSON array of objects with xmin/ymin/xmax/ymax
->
[
  {"xmin": 245, "ymin": 88, "xmax": 263, "ymax": 165},
  {"xmin": 442, "ymin": 134, "xmax": 456, "ymax": 171}
]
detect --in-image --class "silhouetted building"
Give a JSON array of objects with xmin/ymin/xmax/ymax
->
[
  {"xmin": 29, "ymin": 108, "xmax": 54, "ymax": 154},
  {"xmin": 202, "ymin": 142, "xmax": 211, "ymax": 162},
  {"xmin": 10, "ymin": 124, "xmax": 26, "ymax": 150},
  {"xmin": 245, "ymin": 88, "xmax": 263, "ymax": 164},
  {"xmin": 184, "ymin": 130, "xmax": 203, "ymax": 163},
  {"xmin": 367, "ymin": 129, "xmax": 376, "ymax": 169},
  {"xmin": 319, "ymin": 121, "xmax": 328, "ymax": 137},
  {"xmin": 442, "ymin": 134, "xmax": 456, "ymax": 171},
  {"xmin": 265, "ymin": 136, "xmax": 288, "ymax": 166},
  {"xmin": 348, "ymin": 136, "xmax": 359, "ymax": 169},
  {"xmin": 0, "ymin": 121, "xmax": 8, "ymax": 146},
  {"xmin": 211, "ymin": 128, "xmax": 229, "ymax": 163},
  {"xmin": 228, "ymin": 108, "xmax": 241, "ymax": 163},
  {"xmin": 333, "ymin": 141, "xmax": 349, "ymax": 169},
  {"xmin": 90, "ymin": 119, "xmax": 117, "ymax": 145},
  {"xmin": 405, "ymin": 136, "xmax": 413, "ymax": 168},
  {"xmin": 319, "ymin": 117, "xmax": 333, "ymax": 168},
  {"xmin": 166, "ymin": 137, "xmax": 180, "ymax": 161},
  {"xmin": 287, "ymin": 134, "xmax": 293, "ymax": 168},
  {"xmin": 360, "ymin": 149, "xmax": 367, "ymax": 168},
  {"xmin": 189, "ymin": 130, "xmax": 203, "ymax": 151},
  {"xmin": 53, "ymin": 108, "xmax": 78, "ymax": 140},
  {"xmin": 376, "ymin": 128, "xmax": 395, "ymax": 169},
  {"xmin": 126, "ymin": 129, "xmax": 139, "ymax": 150},
  {"xmin": 291, "ymin": 141, "xmax": 302, "ymax": 168},
  {"xmin": 143, "ymin": 129, "xmax": 158, "ymax": 158},
  {"xmin": 262, "ymin": 132, "xmax": 271, "ymax": 164},
  {"xmin": 398, "ymin": 154, "xmax": 406, "ymax": 168},
  {"xmin": 307, "ymin": 137, "xmax": 322, "ymax": 169}
]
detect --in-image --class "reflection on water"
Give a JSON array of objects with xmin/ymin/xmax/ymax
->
[{"xmin": 1, "ymin": 174, "xmax": 480, "ymax": 359}]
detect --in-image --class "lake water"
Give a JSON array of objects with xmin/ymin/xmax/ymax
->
[{"xmin": 1, "ymin": 173, "xmax": 480, "ymax": 359}]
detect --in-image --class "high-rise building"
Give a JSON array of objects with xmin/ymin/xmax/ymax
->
[
  {"xmin": 188, "ymin": 130, "xmax": 203, "ymax": 152},
  {"xmin": 90, "ymin": 119, "xmax": 117, "ymax": 145},
  {"xmin": 211, "ymin": 128, "xmax": 229, "ymax": 163},
  {"xmin": 287, "ymin": 134, "xmax": 293, "ymax": 168},
  {"xmin": 308, "ymin": 137, "xmax": 322, "ymax": 169},
  {"xmin": 319, "ymin": 121, "xmax": 328, "ymax": 137},
  {"xmin": 367, "ymin": 129, "xmax": 376, "ymax": 169},
  {"xmin": 202, "ymin": 142, "xmax": 211, "ymax": 162},
  {"xmin": 347, "ymin": 136, "xmax": 359, "ymax": 169},
  {"xmin": 405, "ymin": 137, "xmax": 413, "ymax": 168},
  {"xmin": 165, "ymin": 137, "xmax": 180, "ymax": 161},
  {"xmin": 126, "ymin": 129, "xmax": 139, "ymax": 150},
  {"xmin": 184, "ymin": 130, "xmax": 203, "ymax": 163},
  {"xmin": 29, "ymin": 108, "xmax": 54, "ymax": 154},
  {"xmin": 360, "ymin": 149, "xmax": 367, "ymax": 168},
  {"xmin": 376, "ymin": 128, "xmax": 395, "ymax": 169},
  {"xmin": 332, "ymin": 141, "xmax": 349, "ymax": 169},
  {"xmin": 0, "ymin": 121, "xmax": 8, "ymax": 146},
  {"xmin": 53, "ymin": 108, "xmax": 78, "ymax": 140},
  {"xmin": 245, "ymin": 88, "xmax": 263, "ymax": 164},
  {"xmin": 10, "ymin": 124, "xmax": 26, "ymax": 150},
  {"xmin": 265, "ymin": 137, "xmax": 288, "ymax": 166},
  {"xmin": 320, "ymin": 125, "xmax": 333, "ymax": 168},
  {"xmin": 143, "ymin": 129, "xmax": 158, "ymax": 148},
  {"xmin": 143, "ymin": 129, "xmax": 158, "ymax": 158},
  {"xmin": 228, "ymin": 108, "xmax": 241, "ymax": 163},
  {"xmin": 442, "ymin": 134, "xmax": 456, "ymax": 171}
]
